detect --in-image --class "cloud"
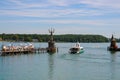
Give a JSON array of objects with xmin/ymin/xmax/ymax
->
[
  {"xmin": 5, "ymin": 0, "xmax": 120, "ymax": 9},
  {"xmin": 8, "ymin": 0, "xmax": 24, "ymax": 5},
  {"xmin": 47, "ymin": 0, "xmax": 68, "ymax": 6},
  {"xmin": 0, "ymin": 19, "xmax": 115, "ymax": 26},
  {"xmin": 0, "ymin": 0, "xmax": 119, "ymax": 18},
  {"xmin": 0, "ymin": 8, "xmax": 105, "ymax": 18},
  {"xmin": 7, "ymin": 0, "xmax": 49, "ymax": 8},
  {"xmin": 45, "ymin": 0, "xmax": 120, "ymax": 9},
  {"xmin": 48, "ymin": 0, "xmax": 120, "ymax": 9}
]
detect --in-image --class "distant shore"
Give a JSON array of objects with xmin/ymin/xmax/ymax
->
[{"xmin": 0, "ymin": 34, "xmax": 119, "ymax": 42}]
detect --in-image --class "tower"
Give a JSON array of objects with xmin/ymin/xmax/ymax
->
[
  {"xmin": 110, "ymin": 34, "xmax": 118, "ymax": 49},
  {"xmin": 47, "ymin": 28, "xmax": 56, "ymax": 53}
]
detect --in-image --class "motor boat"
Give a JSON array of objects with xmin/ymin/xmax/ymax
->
[{"xmin": 69, "ymin": 42, "xmax": 84, "ymax": 54}]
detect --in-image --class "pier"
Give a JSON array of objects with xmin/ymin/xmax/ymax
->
[
  {"xmin": 0, "ymin": 43, "xmax": 49, "ymax": 56},
  {"xmin": 0, "ymin": 47, "xmax": 48, "ymax": 56},
  {"xmin": 0, "ymin": 28, "xmax": 58, "ymax": 56}
]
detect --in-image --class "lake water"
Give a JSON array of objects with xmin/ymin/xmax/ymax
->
[{"xmin": 0, "ymin": 42, "xmax": 120, "ymax": 80}]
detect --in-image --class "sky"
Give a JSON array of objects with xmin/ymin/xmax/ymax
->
[{"xmin": 0, "ymin": 0, "xmax": 120, "ymax": 38}]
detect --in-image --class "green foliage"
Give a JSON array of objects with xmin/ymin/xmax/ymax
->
[
  {"xmin": 0, "ymin": 37, "xmax": 2, "ymax": 41},
  {"xmin": 54, "ymin": 34, "xmax": 108, "ymax": 42},
  {"xmin": 24, "ymin": 36, "xmax": 32, "ymax": 42},
  {"xmin": 11, "ymin": 34, "xmax": 19, "ymax": 41},
  {"xmin": 0, "ymin": 34, "xmax": 109, "ymax": 42}
]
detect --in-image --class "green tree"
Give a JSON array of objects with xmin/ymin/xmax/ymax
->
[
  {"xmin": 11, "ymin": 34, "xmax": 19, "ymax": 41},
  {"xmin": 24, "ymin": 37, "xmax": 32, "ymax": 42}
]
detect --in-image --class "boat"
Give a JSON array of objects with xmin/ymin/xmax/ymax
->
[
  {"xmin": 69, "ymin": 42, "xmax": 84, "ymax": 54},
  {"xmin": 108, "ymin": 34, "xmax": 120, "ymax": 51}
]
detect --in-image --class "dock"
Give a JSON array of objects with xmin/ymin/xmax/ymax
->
[
  {"xmin": 0, "ymin": 48, "xmax": 47, "ymax": 56},
  {"xmin": 0, "ymin": 28, "xmax": 58, "ymax": 56},
  {"xmin": 0, "ymin": 43, "xmax": 48, "ymax": 56}
]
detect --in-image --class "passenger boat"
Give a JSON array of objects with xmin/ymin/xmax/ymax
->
[{"xmin": 69, "ymin": 42, "xmax": 84, "ymax": 54}]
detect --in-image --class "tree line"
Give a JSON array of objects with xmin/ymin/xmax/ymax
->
[{"xmin": 0, "ymin": 34, "xmax": 110, "ymax": 42}]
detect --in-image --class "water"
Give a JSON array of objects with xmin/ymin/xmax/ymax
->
[{"xmin": 0, "ymin": 42, "xmax": 120, "ymax": 80}]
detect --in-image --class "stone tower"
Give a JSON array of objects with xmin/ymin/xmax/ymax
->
[
  {"xmin": 110, "ymin": 34, "xmax": 118, "ymax": 49},
  {"xmin": 47, "ymin": 28, "xmax": 56, "ymax": 53}
]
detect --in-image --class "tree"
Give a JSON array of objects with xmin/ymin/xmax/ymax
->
[
  {"xmin": 11, "ymin": 34, "xmax": 19, "ymax": 41},
  {"xmin": 0, "ymin": 37, "xmax": 2, "ymax": 41},
  {"xmin": 24, "ymin": 36, "xmax": 32, "ymax": 42}
]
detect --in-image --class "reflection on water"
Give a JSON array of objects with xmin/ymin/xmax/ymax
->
[
  {"xmin": 110, "ymin": 51, "xmax": 116, "ymax": 62},
  {"xmin": 109, "ymin": 52, "xmax": 116, "ymax": 80},
  {"xmin": 48, "ymin": 54, "xmax": 54, "ymax": 80}
]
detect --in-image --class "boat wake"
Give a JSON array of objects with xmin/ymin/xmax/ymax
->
[{"xmin": 59, "ymin": 53, "xmax": 120, "ymax": 64}]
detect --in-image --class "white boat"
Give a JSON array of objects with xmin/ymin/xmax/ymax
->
[{"xmin": 69, "ymin": 42, "xmax": 84, "ymax": 54}]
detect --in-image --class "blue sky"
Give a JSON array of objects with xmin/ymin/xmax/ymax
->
[{"xmin": 0, "ymin": 0, "xmax": 120, "ymax": 38}]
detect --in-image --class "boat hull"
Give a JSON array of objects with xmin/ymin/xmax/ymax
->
[
  {"xmin": 69, "ymin": 42, "xmax": 84, "ymax": 54},
  {"xmin": 108, "ymin": 47, "xmax": 120, "ymax": 51},
  {"xmin": 69, "ymin": 48, "xmax": 84, "ymax": 54}
]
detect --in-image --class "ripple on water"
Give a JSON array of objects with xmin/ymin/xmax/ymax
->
[{"xmin": 59, "ymin": 53, "xmax": 120, "ymax": 64}]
